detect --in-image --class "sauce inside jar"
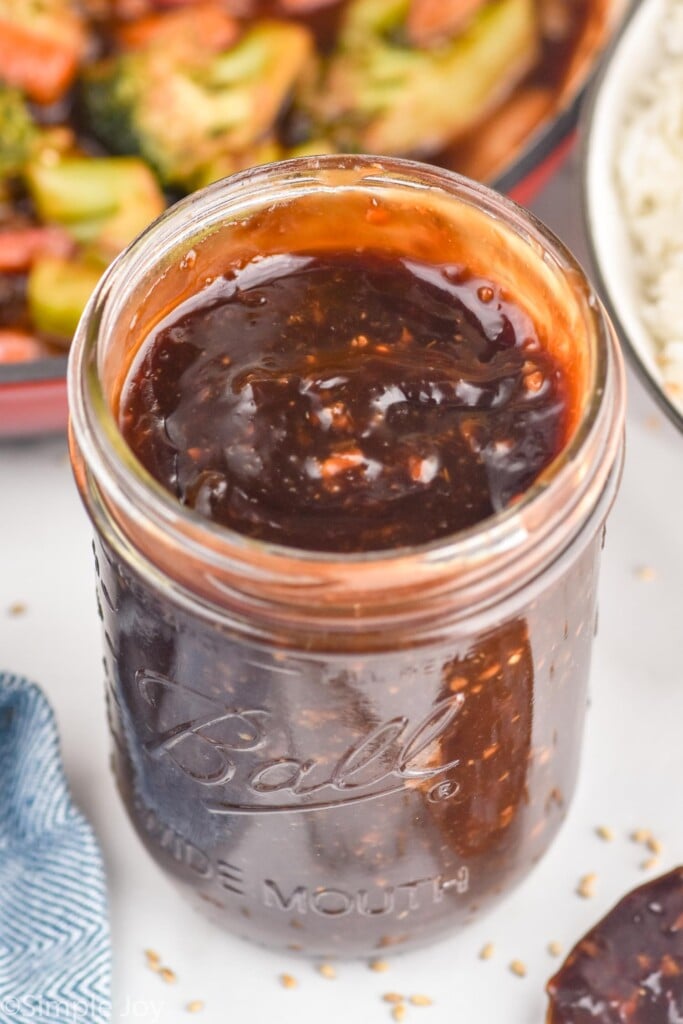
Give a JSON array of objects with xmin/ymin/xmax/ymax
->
[{"xmin": 119, "ymin": 249, "xmax": 570, "ymax": 552}]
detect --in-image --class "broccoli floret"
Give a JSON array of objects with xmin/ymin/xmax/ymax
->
[
  {"xmin": 0, "ymin": 85, "xmax": 37, "ymax": 179},
  {"xmin": 26, "ymin": 154, "xmax": 165, "ymax": 258},
  {"xmin": 300, "ymin": 0, "xmax": 538, "ymax": 157},
  {"xmin": 83, "ymin": 20, "xmax": 313, "ymax": 189}
]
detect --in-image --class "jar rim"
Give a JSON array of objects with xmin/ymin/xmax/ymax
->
[{"xmin": 68, "ymin": 155, "xmax": 625, "ymax": 614}]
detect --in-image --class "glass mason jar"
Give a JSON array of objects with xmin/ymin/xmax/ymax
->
[{"xmin": 69, "ymin": 156, "xmax": 625, "ymax": 958}]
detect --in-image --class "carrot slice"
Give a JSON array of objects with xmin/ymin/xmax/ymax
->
[
  {"xmin": 0, "ymin": 330, "xmax": 48, "ymax": 364},
  {"xmin": 276, "ymin": 0, "xmax": 341, "ymax": 12},
  {"xmin": 0, "ymin": 19, "xmax": 83, "ymax": 104},
  {"xmin": 115, "ymin": 3, "xmax": 239, "ymax": 53},
  {"xmin": 407, "ymin": 0, "xmax": 487, "ymax": 45},
  {"xmin": 0, "ymin": 228, "xmax": 74, "ymax": 274}
]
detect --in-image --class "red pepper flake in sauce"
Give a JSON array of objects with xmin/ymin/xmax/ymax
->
[
  {"xmin": 546, "ymin": 866, "xmax": 683, "ymax": 1023},
  {"xmin": 119, "ymin": 251, "xmax": 571, "ymax": 554}
]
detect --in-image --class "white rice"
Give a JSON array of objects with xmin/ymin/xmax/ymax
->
[{"xmin": 614, "ymin": 0, "xmax": 683, "ymax": 407}]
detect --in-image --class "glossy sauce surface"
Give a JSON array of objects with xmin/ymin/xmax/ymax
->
[
  {"xmin": 120, "ymin": 249, "xmax": 569, "ymax": 552},
  {"xmin": 547, "ymin": 868, "xmax": 683, "ymax": 1024}
]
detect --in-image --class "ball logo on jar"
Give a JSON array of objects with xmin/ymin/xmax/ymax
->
[{"xmin": 136, "ymin": 669, "xmax": 465, "ymax": 814}]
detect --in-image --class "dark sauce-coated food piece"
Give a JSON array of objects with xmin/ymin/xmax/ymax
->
[
  {"xmin": 120, "ymin": 250, "xmax": 569, "ymax": 553},
  {"xmin": 547, "ymin": 867, "xmax": 683, "ymax": 1024}
]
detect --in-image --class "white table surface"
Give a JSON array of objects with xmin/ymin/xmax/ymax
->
[{"xmin": 2, "ymin": 157, "xmax": 682, "ymax": 1024}]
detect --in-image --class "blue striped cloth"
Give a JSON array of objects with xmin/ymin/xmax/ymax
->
[{"xmin": 0, "ymin": 673, "xmax": 111, "ymax": 1024}]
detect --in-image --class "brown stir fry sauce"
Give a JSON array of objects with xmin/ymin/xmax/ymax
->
[
  {"xmin": 547, "ymin": 868, "xmax": 683, "ymax": 1024},
  {"xmin": 119, "ymin": 250, "xmax": 570, "ymax": 552}
]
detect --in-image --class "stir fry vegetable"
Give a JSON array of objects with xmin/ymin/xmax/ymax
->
[
  {"xmin": 26, "ymin": 155, "xmax": 165, "ymax": 254},
  {"xmin": 301, "ymin": 0, "xmax": 538, "ymax": 155},
  {"xmin": 0, "ymin": 86, "xmax": 37, "ymax": 179},
  {"xmin": 83, "ymin": 19, "xmax": 313, "ymax": 188},
  {"xmin": 0, "ymin": 0, "xmax": 550, "ymax": 363},
  {"xmin": 0, "ymin": 0, "xmax": 86, "ymax": 104}
]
